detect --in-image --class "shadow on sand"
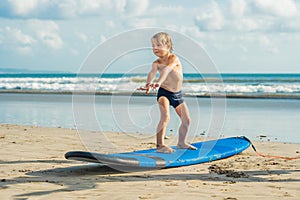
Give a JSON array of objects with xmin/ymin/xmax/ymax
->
[{"xmin": 1, "ymin": 159, "xmax": 299, "ymax": 198}]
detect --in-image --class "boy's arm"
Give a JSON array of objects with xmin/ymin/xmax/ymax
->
[
  {"xmin": 137, "ymin": 62, "xmax": 158, "ymax": 93},
  {"xmin": 146, "ymin": 62, "xmax": 158, "ymax": 85}
]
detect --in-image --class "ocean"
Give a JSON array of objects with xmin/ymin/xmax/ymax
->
[
  {"xmin": 0, "ymin": 73, "xmax": 300, "ymax": 98},
  {"xmin": 0, "ymin": 73, "xmax": 299, "ymax": 143}
]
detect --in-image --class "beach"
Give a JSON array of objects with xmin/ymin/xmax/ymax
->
[{"xmin": 0, "ymin": 124, "xmax": 299, "ymax": 199}]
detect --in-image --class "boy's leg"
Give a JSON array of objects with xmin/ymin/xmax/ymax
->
[
  {"xmin": 175, "ymin": 102, "xmax": 197, "ymax": 150},
  {"xmin": 156, "ymin": 97, "xmax": 174, "ymax": 153}
]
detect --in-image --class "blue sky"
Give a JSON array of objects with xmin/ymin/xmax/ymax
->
[{"xmin": 0, "ymin": 0, "xmax": 300, "ymax": 73}]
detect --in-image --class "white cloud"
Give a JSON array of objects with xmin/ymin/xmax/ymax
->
[
  {"xmin": 123, "ymin": 0, "xmax": 149, "ymax": 17},
  {"xmin": 78, "ymin": 0, "xmax": 101, "ymax": 14},
  {"xmin": 38, "ymin": 31, "xmax": 63, "ymax": 49},
  {"xmin": 193, "ymin": 0, "xmax": 300, "ymax": 33},
  {"xmin": 0, "ymin": 0, "xmax": 151, "ymax": 19},
  {"xmin": 253, "ymin": 0, "xmax": 299, "ymax": 18},
  {"xmin": 58, "ymin": 0, "xmax": 113, "ymax": 18},
  {"xmin": 195, "ymin": 1, "xmax": 224, "ymax": 31},
  {"xmin": 7, "ymin": 27, "xmax": 35, "ymax": 45},
  {"xmin": 179, "ymin": 26, "xmax": 203, "ymax": 39},
  {"xmin": 0, "ymin": 26, "xmax": 36, "ymax": 55},
  {"xmin": 230, "ymin": 0, "xmax": 247, "ymax": 18},
  {"xmin": 27, "ymin": 20, "xmax": 63, "ymax": 49},
  {"xmin": 0, "ymin": 0, "xmax": 115, "ymax": 19},
  {"xmin": 7, "ymin": 0, "xmax": 39, "ymax": 16}
]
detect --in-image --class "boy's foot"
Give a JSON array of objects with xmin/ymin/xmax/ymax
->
[
  {"xmin": 156, "ymin": 145, "xmax": 175, "ymax": 153},
  {"xmin": 177, "ymin": 143, "xmax": 197, "ymax": 150}
]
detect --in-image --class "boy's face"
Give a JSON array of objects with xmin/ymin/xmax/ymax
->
[{"xmin": 152, "ymin": 39, "xmax": 170, "ymax": 57}]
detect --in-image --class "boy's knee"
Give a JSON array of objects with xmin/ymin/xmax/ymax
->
[
  {"xmin": 182, "ymin": 117, "xmax": 191, "ymax": 127},
  {"xmin": 161, "ymin": 114, "xmax": 170, "ymax": 123},
  {"xmin": 187, "ymin": 117, "xmax": 191, "ymax": 125}
]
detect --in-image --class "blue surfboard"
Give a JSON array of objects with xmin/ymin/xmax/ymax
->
[{"xmin": 65, "ymin": 136, "xmax": 250, "ymax": 169}]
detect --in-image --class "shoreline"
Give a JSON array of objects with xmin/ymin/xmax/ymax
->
[
  {"xmin": 1, "ymin": 124, "xmax": 299, "ymax": 199},
  {"xmin": 1, "ymin": 90, "xmax": 300, "ymax": 99}
]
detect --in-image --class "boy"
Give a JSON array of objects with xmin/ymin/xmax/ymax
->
[{"xmin": 138, "ymin": 32, "xmax": 197, "ymax": 153}]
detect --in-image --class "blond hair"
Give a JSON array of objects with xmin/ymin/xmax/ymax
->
[{"xmin": 152, "ymin": 32, "xmax": 173, "ymax": 52}]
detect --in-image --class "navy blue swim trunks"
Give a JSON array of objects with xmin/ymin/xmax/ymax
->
[{"xmin": 157, "ymin": 87, "xmax": 184, "ymax": 108}]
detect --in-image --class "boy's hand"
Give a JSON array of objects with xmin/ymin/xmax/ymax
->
[
  {"xmin": 137, "ymin": 83, "xmax": 160, "ymax": 94},
  {"xmin": 137, "ymin": 83, "xmax": 152, "ymax": 94},
  {"xmin": 151, "ymin": 83, "xmax": 160, "ymax": 90}
]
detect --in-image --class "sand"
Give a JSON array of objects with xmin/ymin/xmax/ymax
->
[{"xmin": 0, "ymin": 124, "xmax": 299, "ymax": 200}]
